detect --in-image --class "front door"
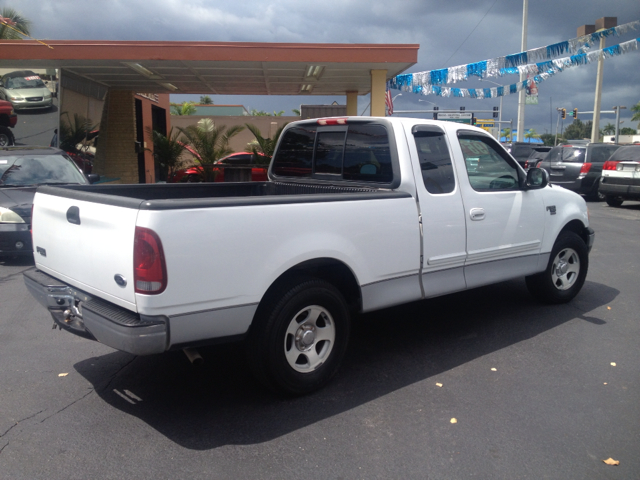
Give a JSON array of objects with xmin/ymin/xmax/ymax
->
[{"xmin": 453, "ymin": 131, "xmax": 546, "ymax": 288}]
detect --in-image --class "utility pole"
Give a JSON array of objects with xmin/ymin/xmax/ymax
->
[
  {"xmin": 577, "ymin": 17, "xmax": 617, "ymax": 143},
  {"xmin": 516, "ymin": 0, "xmax": 528, "ymax": 142}
]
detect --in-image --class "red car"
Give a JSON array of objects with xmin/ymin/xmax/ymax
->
[
  {"xmin": 0, "ymin": 99, "xmax": 18, "ymax": 146},
  {"xmin": 168, "ymin": 152, "xmax": 268, "ymax": 183}
]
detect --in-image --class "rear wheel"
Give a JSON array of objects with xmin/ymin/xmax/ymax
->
[
  {"xmin": 605, "ymin": 195, "xmax": 623, "ymax": 207},
  {"xmin": 0, "ymin": 126, "xmax": 15, "ymax": 146},
  {"xmin": 246, "ymin": 276, "xmax": 350, "ymax": 396},
  {"xmin": 526, "ymin": 232, "xmax": 588, "ymax": 304}
]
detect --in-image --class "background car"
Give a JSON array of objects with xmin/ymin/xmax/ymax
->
[
  {"xmin": 0, "ymin": 147, "xmax": 99, "ymax": 258},
  {"xmin": 0, "ymin": 99, "xmax": 18, "ymax": 146},
  {"xmin": 503, "ymin": 142, "xmax": 551, "ymax": 168},
  {"xmin": 0, "ymin": 70, "xmax": 53, "ymax": 111},
  {"xmin": 168, "ymin": 152, "xmax": 268, "ymax": 183},
  {"xmin": 598, "ymin": 145, "xmax": 640, "ymax": 207},
  {"xmin": 537, "ymin": 142, "xmax": 621, "ymax": 200},
  {"xmin": 523, "ymin": 147, "xmax": 552, "ymax": 170}
]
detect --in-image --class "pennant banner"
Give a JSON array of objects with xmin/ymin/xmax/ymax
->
[
  {"xmin": 390, "ymin": 37, "xmax": 639, "ymax": 99},
  {"xmin": 390, "ymin": 20, "xmax": 639, "ymax": 88}
]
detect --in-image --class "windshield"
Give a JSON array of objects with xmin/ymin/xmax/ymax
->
[
  {"xmin": 4, "ymin": 75, "xmax": 46, "ymax": 89},
  {"xmin": 0, "ymin": 154, "xmax": 87, "ymax": 186},
  {"xmin": 546, "ymin": 146, "xmax": 586, "ymax": 163}
]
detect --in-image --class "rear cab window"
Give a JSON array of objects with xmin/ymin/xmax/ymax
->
[{"xmin": 271, "ymin": 120, "xmax": 398, "ymax": 187}]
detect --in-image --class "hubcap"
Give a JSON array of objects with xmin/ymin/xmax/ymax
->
[
  {"xmin": 551, "ymin": 247, "xmax": 580, "ymax": 291},
  {"xmin": 284, "ymin": 305, "xmax": 335, "ymax": 373}
]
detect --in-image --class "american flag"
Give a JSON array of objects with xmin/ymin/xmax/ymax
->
[{"xmin": 385, "ymin": 89, "xmax": 394, "ymax": 116}]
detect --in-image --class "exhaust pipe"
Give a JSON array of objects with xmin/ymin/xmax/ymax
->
[{"xmin": 183, "ymin": 347, "xmax": 203, "ymax": 366}]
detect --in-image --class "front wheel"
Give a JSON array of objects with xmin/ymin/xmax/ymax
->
[
  {"xmin": 0, "ymin": 126, "xmax": 15, "ymax": 146},
  {"xmin": 605, "ymin": 195, "xmax": 623, "ymax": 207},
  {"xmin": 246, "ymin": 276, "xmax": 350, "ymax": 396},
  {"xmin": 526, "ymin": 231, "xmax": 588, "ymax": 304}
]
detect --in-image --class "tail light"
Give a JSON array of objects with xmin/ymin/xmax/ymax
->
[
  {"xmin": 603, "ymin": 160, "xmax": 620, "ymax": 170},
  {"xmin": 578, "ymin": 162, "xmax": 591, "ymax": 179},
  {"xmin": 134, "ymin": 227, "xmax": 167, "ymax": 294},
  {"xmin": 524, "ymin": 160, "xmax": 530, "ymax": 169},
  {"xmin": 317, "ymin": 118, "xmax": 347, "ymax": 125}
]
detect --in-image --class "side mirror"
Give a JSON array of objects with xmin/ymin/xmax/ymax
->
[
  {"xmin": 525, "ymin": 167, "xmax": 549, "ymax": 190},
  {"xmin": 86, "ymin": 174, "xmax": 100, "ymax": 184}
]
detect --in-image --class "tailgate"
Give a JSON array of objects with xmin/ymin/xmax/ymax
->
[{"xmin": 31, "ymin": 192, "xmax": 139, "ymax": 310}]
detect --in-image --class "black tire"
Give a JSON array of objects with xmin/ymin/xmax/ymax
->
[
  {"xmin": 526, "ymin": 231, "xmax": 588, "ymax": 304},
  {"xmin": 0, "ymin": 126, "xmax": 15, "ymax": 146},
  {"xmin": 605, "ymin": 195, "xmax": 623, "ymax": 207},
  {"xmin": 246, "ymin": 276, "xmax": 350, "ymax": 396}
]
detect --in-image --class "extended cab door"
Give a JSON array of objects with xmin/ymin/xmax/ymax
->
[
  {"xmin": 405, "ymin": 124, "xmax": 467, "ymax": 297},
  {"xmin": 452, "ymin": 131, "xmax": 546, "ymax": 288}
]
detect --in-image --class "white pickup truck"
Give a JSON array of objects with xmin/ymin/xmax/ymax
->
[{"xmin": 24, "ymin": 117, "xmax": 594, "ymax": 395}]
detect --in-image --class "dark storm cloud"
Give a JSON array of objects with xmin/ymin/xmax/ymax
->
[{"xmin": 12, "ymin": 0, "xmax": 640, "ymax": 133}]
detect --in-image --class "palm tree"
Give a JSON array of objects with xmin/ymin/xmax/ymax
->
[
  {"xmin": 178, "ymin": 119, "xmax": 244, "ymax": 182},
  {"xmin": 601, "ymin": 123, "xmax": 616, "ymax": 135},
  {"xmin": 631, "ymin": 101, "xmax": 640, "ymax": 129},
  {"xmin": 146, "ymin": 127, "xmax": 187, "ymax": 178},
  {"xmin": 59, "ymin": 113, "xmax": 97, "ymax": 154},
  {"xmin": 244, "ymin": 122, "xmax": 288, "ymax": 164},
  {"xmin": 0, "ymin": 7, "xmax": 31, "ymax": 39},
  {"xmin": 170, "ymin": 102, "xmax": 196, "ymax": 115},
  {"xmin": 501, "ymin": 128, "xmax": 512, "ymax": 142},
  {"xmin": 292, "ymin": 108, "xmax": 301, "ymax": 116},
  {"xmin": 199, "ymin": 95, "xmax": 213, "ymax": 105},
  {"xmin": 524, "ymin": 129, "xmax": 540, "ymax": 142}
]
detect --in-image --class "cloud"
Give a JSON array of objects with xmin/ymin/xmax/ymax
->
[{"xmin": 9, "ymin": 0, "xmax": 640, "ymax": 133}]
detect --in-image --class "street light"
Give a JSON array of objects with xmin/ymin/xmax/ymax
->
[{"xmin": 612, "ymin": 105, "xmax": 626, "ymax": 144}]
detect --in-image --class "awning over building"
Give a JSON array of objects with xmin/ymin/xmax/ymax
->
[{"xmin": 0, "ymin": 40, "xmax": 418, "ymax": 95}]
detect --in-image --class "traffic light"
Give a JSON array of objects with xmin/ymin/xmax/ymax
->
[
  {"xmin": 493, "ymin": 106, "xmax": 499, "ymax": 119},
  {"xmin": 460, "ymin": 106, "xmax": 465, "ymax": 111},
  {"xmin": 573, "ymin": 108, "xmax": 578, "ymax": 120},
  {"xmin": 433, "ymin": 106, "xmax": 439, "ymax": 120},
  {"xmin": 561, "ymin": 108, "xmax": 566, "ymax": 119},
  {"xmin": 471, "ymin": 116, "xmax": 477, "ymax": 126}
]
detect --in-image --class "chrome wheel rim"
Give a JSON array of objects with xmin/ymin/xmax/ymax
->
[
  {"xmin": 284, "ymin": 305, "xmax": 335, "ymax": 373},
  {"xmin": 551, "ymin": 247, "xmax": 580, "ymax": 291}
]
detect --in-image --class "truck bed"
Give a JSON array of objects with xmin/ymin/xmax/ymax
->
[{"xmin": 36, "ymin": 181, "xmax": 404, "ymax": 210}]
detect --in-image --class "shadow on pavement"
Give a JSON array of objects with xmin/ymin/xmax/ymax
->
[
  {"xmin": 74, "ymin": 277, "xmax": 619, "ymax": 450},
  {"xmin": 0, "ymin": 255, "xmax": 35, "ymax": 267}
]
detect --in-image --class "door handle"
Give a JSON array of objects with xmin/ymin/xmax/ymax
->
[{"xmin": 470, "ymin": 208, "xmax": 485, "ymax": 221}]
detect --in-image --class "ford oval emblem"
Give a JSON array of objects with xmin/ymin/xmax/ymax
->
[{"xmin": 114, "ymin": 274, "xmax": 127, "ymax": 287}]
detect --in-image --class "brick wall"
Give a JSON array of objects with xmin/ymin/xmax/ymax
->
[{"xmin": 93, "ymin": 90, "xmax": 139, "ymax": 184}]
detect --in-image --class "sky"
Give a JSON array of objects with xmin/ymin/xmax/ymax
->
[{"xmin": 8, "ymin": 0, "xmax": 640, "ymax": 136}]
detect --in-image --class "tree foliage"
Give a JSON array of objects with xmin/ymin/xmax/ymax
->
[
  {"xmin": 145, "ymin": 127, "xmax": 187, "ymax": 178},
  {"xmin": 170, "ymin": 102, "xmax": 196, "ymax": 115},
  {"xmin": 563, "ymin": 119, "xmax": 592, "ymax": 141},
  {"xmin": 601, "ymin": 123, "xmax": 616, "ymax": 135},
  {"xmin": 539, "ymin": 133, "xmax": 555, "ymax": 146},
  {"xmin": 631, "ymin": 101, "xmax": 640, "ymax": 129},
  {"xmin": 199, "ymin": 95, "xmax": 213, "ymax": 105},
  {"xmin": 250, "ymin": 109, "xmax": 285, "ymax": 116},
  {"xmin": 59, "ymin": 113, "xmax": 97, "ymax": 154},
  {"xmin": 0, "ymin": 7, "xmax": 31, "ymax": 39},
  {"xmin": 178, "ymin": 119, "xmax": 244, "ymax": 181},
  {"xmin": 244, "ymin": 122, "xmax": 288, "ymax": 164}
]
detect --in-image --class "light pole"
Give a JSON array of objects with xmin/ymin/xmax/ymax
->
[
  {"xmin": 516, "ymin": 0, "xmax": 528, "ymax": 142},
  {"xmin": 613, "ymin": 105, "xmax": 626, "ymax": 143}
]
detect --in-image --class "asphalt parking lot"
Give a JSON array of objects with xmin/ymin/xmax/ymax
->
[{"xmin": 1, "ymin": 200, "xmax": 639, "ymax": 479}]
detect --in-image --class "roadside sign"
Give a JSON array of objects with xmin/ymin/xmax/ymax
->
[{"xmin": 438, "ymin": 112, "xmax": 472, "ymax": 120}]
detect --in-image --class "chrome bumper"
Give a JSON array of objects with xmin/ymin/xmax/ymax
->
[{"xmin": 23, "ymin": 268, "xmax": 168, "ymax": 355}]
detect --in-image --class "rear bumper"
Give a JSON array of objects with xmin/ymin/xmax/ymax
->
[
  {"xmin": 599, "ymin": 177, "xmax": 640, "ymax": 199},
  {"xmin": 0, "ymin": 223, "xmax": 32, "ymax": 256},
  {"xmin": 23, "ymin": 268, "xmax": 168, "ymax": 355}
]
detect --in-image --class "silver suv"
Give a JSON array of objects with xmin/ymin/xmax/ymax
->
[{"xmin": 537, "ymin": 143, "xmax": 620, "ymax": 200}]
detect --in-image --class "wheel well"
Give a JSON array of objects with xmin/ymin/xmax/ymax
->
[
  {"xmin": 0, "ymin": 114, "xmax": 10, "ymax": 127},
  {"xmin": 262, "ymin": 258, "xmax": 362, "ymax": 313},
  {"xmin": 559, "ymin": 219, "xmax": 589, "ymax": 245}
]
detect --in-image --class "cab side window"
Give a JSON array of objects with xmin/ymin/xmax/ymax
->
[
  {"xmin": 413, "ymin": 131, "xmax": 455, "ymax": 194},
  {"xmin": 458, "ymin": 133, "xmax": 520, "ymax": 192}
]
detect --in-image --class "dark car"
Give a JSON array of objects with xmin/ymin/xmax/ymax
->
[
  {"xmin": 523, "ymin": 147, "xmax": 552, "ymax": 170},
  {"xmin": 0, "ymin": 147, "xmax": 99, "ymax": 258},
  {"xmin": 504, "ymin": 142, "xmax": 550, "ymax": 167},
  {"xmin": 537, "ymin": 143, "xmax": 621, "ymax": 200}
]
